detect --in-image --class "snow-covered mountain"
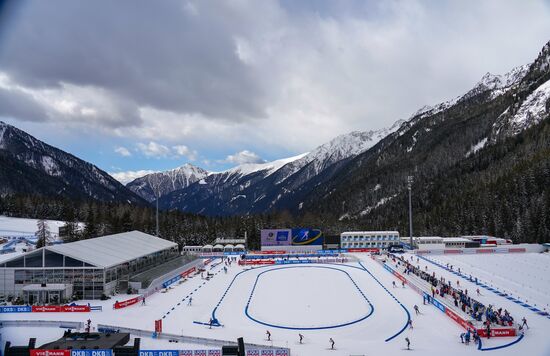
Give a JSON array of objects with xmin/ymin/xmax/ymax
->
[
  {"xmin": 156, "ymin": 121, "xmax": 404, "ymax": 215},
  {"xmin": 127, "ymin": 163, "xmax": 209, "ymax": 202},
  {"xmin": 490, "ymin": 43, "xmax": 550, "ymax": 140},
  {"xmin": 0, "ymin": 121, "xmax": 145, "ymax": 203}
]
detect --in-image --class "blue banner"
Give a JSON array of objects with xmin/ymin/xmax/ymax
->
[
  {"xmin": 162, "ymin": 275, "xmax": 182, "ymax": 288},
  {"xmin": 431, "ymin": 298, "xmax": 446, "ymax": 313},
  {"xmin": 0, "ymin": 306, "xmax": 31, "ymax": 313},
  {"xmin": 71, "ymin": 350, "xmax": 113, "ymax": 356},
  {"xmin": 139, "ymin": 351, "xmax": 179, "ymax": 356},
  {"xmin": 291, "ymin": 228, "xmax": 324, "ymax": 246}
]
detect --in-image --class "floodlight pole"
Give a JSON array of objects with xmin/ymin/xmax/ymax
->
[
  {"xmin": 156, "ymin": 195, "xmax": 159, "ymax": 237},
  {"xmin": 407, "ymin": 176, "xmax": 413, "ymax": 249}
]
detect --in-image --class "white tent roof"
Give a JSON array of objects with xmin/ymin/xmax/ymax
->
[
  {"xmin": 46, "ymin": 231, "xmax": 177, "ymax": 268},
  {"xmin": 213, "ymin": 244, "xmax": 224, "ymax": 249},
  {"xmin": 202, "ymin": 245, "xmax": 213, "ymax": 249}
]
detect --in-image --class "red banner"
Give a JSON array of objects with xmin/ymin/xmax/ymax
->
[
  {"xmin": 476, "ymin": 249, "xmax": 495, "ymax": 254},
  {"xmin": 445, "ymin": 308, "xmax": 473, "ymax": 330},
  {"xmin": 238, "ymin": 259, "xmax": 275, "ymax": 265},
  {"xmin": 155, "ymin": 319, "xmax": 162, "ymax": 333},
  {"xmin": 180, "ymin": 266, "xmax": 196, "ymax": 278},
  {"xmin": 476, "ymin": 327, "xmax": 516, "ymax": 337},
  {"xmin": 31, "ymin": 350, "xmax": 70, "ymax": 356},
  {"xmin": 508, "ymin": 248, "xmax": 526, "ymax": 253},
  {"xmin": 62, "ymin": 305, "xmax": 90, "ymax": 312},
  {"xmin": 114, "ymin": 296, "xmax": 140, "ymax": 309},
  {"xmin": 32, "ymin": 306, "xmax": 61, "ymax": 312},
  {"xmin": 254, "ymin": 250, "xmax": 285, "ymax": 255},
  {"xmin": 32, "ymin": 305, "xmax": 90, "ymax": 312},
  {"xmin": 444, "ymin": 249, "xmax": 463, "ymax": 254},
  {"xmin": 346, "ymin": 248, "xmax": 380, "ymax": 253},
  {"xmin": 203, "ymin": 259, "xmax": 212, "ymax": 265}
]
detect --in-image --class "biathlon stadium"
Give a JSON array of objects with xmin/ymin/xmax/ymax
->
[{"xmin": 1, "ymin": 228, "xmax": 549, "ymax": 356}]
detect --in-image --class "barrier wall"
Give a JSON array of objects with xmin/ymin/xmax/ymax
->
[
  {"xmin": 0, "ymin": 305, "xmax": 94, "ymax": 313},
  {"xmin": 97, "ymin": 324, "xmax": 290, "ymax": 354}
]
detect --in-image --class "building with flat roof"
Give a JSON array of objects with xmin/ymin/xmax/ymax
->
[
  {"xmin": 0, "ymin": 231, "xmax": 179, "ymax": 302},
  {"xmin": 340, "ymin": 231, "xmax": 400, "ymax": 249}
]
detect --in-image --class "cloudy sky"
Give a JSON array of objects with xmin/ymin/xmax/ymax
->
[{"xmin": 1, "ymin": 0, "xmax": 549, "ymax": 183}]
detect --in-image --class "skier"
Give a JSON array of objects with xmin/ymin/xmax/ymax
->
[
  {"xmin": 405, "ymin": 337, "xmax": 411, "ymax": 350},
  {"xmin": 188, "ymin": 297, "xmax": 193, "ymax": 306},
  {"xmin": 329, "ymin": 338, "xmax": 335, "ymax": 350},
  {"xmin": 209, "ymin": 318, "xmax": 213, "ymax": 329},
  {"xmin": 299, "ymin": 333, "xmax": 304, "ymax": 344},
  {"xmin": 141, "ymin": 297, "xmax": 146, "ymax": 306},
  {"xmin": 408, "ymin": 319, "xmax": 413, "ymax": 330},
  {"xmin": 402, "ymin": 281, "xmax": 405, "ymax": 288},
  {"xmin": 460, "ymin": 332, "xmax": 465, "ymax": 344},
  {"xmin": 392, "ymin": 281, "xmax": 397, "ymax": 288},
  {"xmin": 414, "ymin": 305, "xmax": 420, "ymax": 315},
  {"xmin": 476, "ymin": 288, "xmax": 481, "ymax": 296},
  {"xmin": 266, "ymin": 330, "xmax": 271, "ymax": 341},
  {"xmin": 521, "ymin": 317, "xmax": 529, "ymax": 329}
]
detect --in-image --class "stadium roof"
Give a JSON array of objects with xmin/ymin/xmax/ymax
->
[{"xmin": 45, "ymin": 231, "xmax": 177, "ymax": 268}]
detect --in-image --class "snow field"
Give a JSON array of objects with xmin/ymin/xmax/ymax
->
[{"xmin": 3, "ymin": 254, "xmax": 550, "ymax": 355}]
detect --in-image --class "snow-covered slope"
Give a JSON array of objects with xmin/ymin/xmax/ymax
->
[{"xmin": 127, "ymin": 163, "xmax": 209, "ymax": 202}]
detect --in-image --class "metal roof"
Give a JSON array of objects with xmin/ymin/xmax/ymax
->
[{"xmin": 46, "ymin": 231, "xmax": 177, "ymax": 268}]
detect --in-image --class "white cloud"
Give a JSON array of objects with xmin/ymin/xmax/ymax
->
[
  {"xmin": 172, "ymin": 144, "xmax": 197, "ymax": 161},
  {"xmin": 136, "ymin": 141, "xmax": 171, "ymax": 158},
  {"xmin": 109, "ymin": 170, "xmax": 157, "ymax": 184},
  {"xmin": 114, "ymin": 146, "xmax": 132, "ymax": 157},
  {"xmin": 223, "ymin": 150, "xmax": 265, "ymax": 165}
]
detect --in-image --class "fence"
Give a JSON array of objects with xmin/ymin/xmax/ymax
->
[
  {"xmin": 96, "ymin": 324, "xmax": 290, "ymax": 354},
  {"xmin": 0, "ymin": 319, "xmax": 83, "ymax": 329}
]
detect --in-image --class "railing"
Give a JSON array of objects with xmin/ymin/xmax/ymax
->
[
  {"xmin": 0, "ymin": 319, "xmax": 83, "ymax": 329},
  {"xmin": 97, "ymin": 324, "xmax": 291, "ymax": 353}
]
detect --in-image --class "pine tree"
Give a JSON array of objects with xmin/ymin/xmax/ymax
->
[{"xmin": 36, "ymin": 219, "xmax": 51, "ymax": 248}]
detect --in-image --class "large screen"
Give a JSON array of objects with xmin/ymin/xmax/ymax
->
[
  {"xmin": 261, "ymin": 229, "xmax": 292, "ymax": 246},
  {"xmin": 291, "ymin": 228, "xmax": 324, "ymax": 245}
]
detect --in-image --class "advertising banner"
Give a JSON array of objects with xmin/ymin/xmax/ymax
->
[
  {"xmin": 154, "ymin": 319, "xmax": 163, "ymax": 333},
  {"xmin": 180, "ymin": 267, "xmax": 196, "ymax": 278},
  {"xmin": 162, "ymin": 275, "xmax": 181, "ymax": 288},
  {"xmin": 261, "ymin": 229, "xmax": 292, "ymax": 246},
  {"xmin": 31, "ymin": 350, "xmax": 71, "ymax": 356},
  {"xmin": 139, "ymin": 351, "xmax": 179, "ymax": 356},
  {"xmin": 71, "ymin": 350, "xmax": 112, "ymax": 356},
  {"xmin": 0, "ymin": 305, "xmax": 31, "ymax": 313},
  {"xmin": 431, "ymin": 298, "xmax": 446, "ymax": 313},
  {"xmin": 114, "ymin": 296, "xmax": 140, "ymax": 309},
  {"xmin": 445, "ymin": 308, "xmax": 473, "ymax": 330},
  {"xmin": 291, "ymin": 228, "xmax": 323, "ymax": 246},
  {"xmin": 476, "ymin": 328, "xmax": 516, "ymax": 337}
]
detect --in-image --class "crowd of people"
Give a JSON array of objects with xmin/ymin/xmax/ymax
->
[{"xmin": 389, "ymin": 254, "xmax": 519, "ymax": 331}]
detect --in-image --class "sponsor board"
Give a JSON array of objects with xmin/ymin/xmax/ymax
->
[
  {"xmin": 291, "ymin": 228, "xmax": 323, "ymax": 246},
  {"xmin": 114, "ymin": 296, "xmax": 140, "ymax": 309},
  {"xmin": 508, "ymin": 248, "xmax": 526, "ymax": 253},
  {"xmin": 431, "ymin": 298, "xmax": 446, "ymax": 313},
  {"xmin": 0, "ymin": 305, "xmax": 31, "ymax": 313},
  {"xmin": 476, "ymin": 328, "xmax": 516, "ymax": 337},
  {"xmin": 445, "ymin": 308, "xmax": 473, "ymax": 330},
  {"xmin": 180, "ymin": 267, "xmax": 196, "ymax": 278},
  {"xmin": 346, "ymin": 248, "xmax": 380, "ymax": 253},
  {"xmin": 70, "ymin": 350, "xmax": 112, "ymax": 356},
  {"xmin": 261, "ymin": 229, "xmax": 292, "ymax": 247},
  {"xmin": 139, "ymin": 351, "xmax": 179, "ymax": 356},
  {"xmin": 31, "ymin": 350, "xmax": 70, "ymax": 356},
  {"xmin": 476, "ymin": 249, "xmax": 495, "ymax": 254},
  {"xmin": 162, "ymin": 275, "xmax": 182, "ymax": 288},
  {"xmin": 443, "ymin": 249, "xmax": 463, "ymax": 254},
  {"xmin": 31, "ymin": 305, "xmax": 90, "ymax": 313}
]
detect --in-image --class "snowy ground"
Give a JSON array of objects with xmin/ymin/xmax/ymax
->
[
  {"xmin": 0, "ymin": 215, "xmax": 70, "ymax": 238},
  {"xmin": 2, "ymin": 253, "xmax": 550, "ymax": 355}
]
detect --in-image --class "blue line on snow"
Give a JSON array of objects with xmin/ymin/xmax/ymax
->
[
  {"xmin": 478, "ymin": 334, "xmax": 524, "ymax": 351},
  {"xmin": 358, "ymin": 261, "xmax": 411, "ymax": 342},
  {"xmin": 244, "ymin": 265, "xmax": 374, "ymax": 330}
]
